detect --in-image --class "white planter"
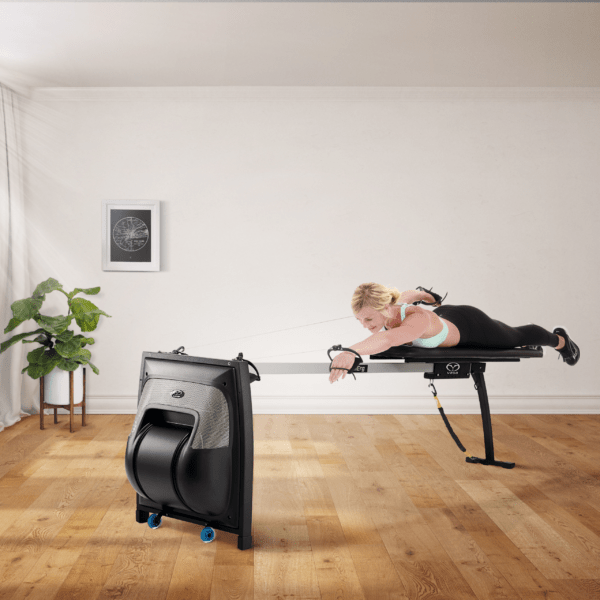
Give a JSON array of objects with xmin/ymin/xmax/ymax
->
[{"xmin": 43, "ymin": 365, "xmax": 84, "ymax": 406}]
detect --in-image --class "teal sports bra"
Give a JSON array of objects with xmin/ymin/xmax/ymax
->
[{"xmin": 384, "ymin": 303, "xmax": 448, "ymax": 348}]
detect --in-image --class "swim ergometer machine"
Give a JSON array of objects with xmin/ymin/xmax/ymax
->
[{"xmin": 125, "ymin": 340, "xmax": 543, "ymax": 550}]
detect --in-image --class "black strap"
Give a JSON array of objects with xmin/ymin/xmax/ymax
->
[
  {"xmin": 415, "ymin": 286, "xmax": 448, "ymax": 306},
  {"xmin": 428, "ymin": 382, "xmax": 472, "ymax": 458},
  {"xmin": 158, "ymin": 346, "xmax": 189, "ymax": 355},
  {"xmin": 233, "ymin": 352, "xmax": 261, "ymax": 382},
  {"xmin": 327, "ymin": 345, "xmax": 363, "ymax": 380},
  {"xmin": 438, "ymin": 407, "xmax": 467, "ymax": 453}
]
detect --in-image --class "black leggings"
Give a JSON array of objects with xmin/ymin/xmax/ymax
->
[{"xmin": 433, "ymin": 305, "xmax": 560, "ymax": 349}]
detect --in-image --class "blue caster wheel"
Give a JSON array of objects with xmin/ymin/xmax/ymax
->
[
  {"xmin": 148, "ymin": 514, "xmax": 162, "ymax": 529},
  {"xmin": 200, "ymin": 526, "xmax": 215, "ymax": 543}
]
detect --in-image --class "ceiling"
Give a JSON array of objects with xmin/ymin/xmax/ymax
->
[{"xmin": 1, "ymin": 2, "xmax": 599, "ymax": 91}]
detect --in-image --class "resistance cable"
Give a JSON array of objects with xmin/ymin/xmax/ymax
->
[
  {"xmin": 428, "ymin": 381, "xmax": 474, "ymax": 460},
  {"xmin": 184, "ymin": 316, "xmax": 355, "ymax": 354}
]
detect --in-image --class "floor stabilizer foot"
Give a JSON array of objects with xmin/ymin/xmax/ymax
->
[{"xmin": 466, "ymin": 456, "xmax": 515, "ymax": 469}]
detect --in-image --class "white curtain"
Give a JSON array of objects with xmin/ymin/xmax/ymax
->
[{"xmin": 0, "ymin": 83, "xmax": 35, "ymax": 432}]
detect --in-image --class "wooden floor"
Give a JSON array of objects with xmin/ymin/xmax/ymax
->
[{"xmin": 1, "ymin": 413, "xmax": 599, "ymax": 600}]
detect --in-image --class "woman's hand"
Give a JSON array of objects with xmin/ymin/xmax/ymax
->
[{"xmin": 329, "ymin": 351, "xmax": 357, "ymax": 384}]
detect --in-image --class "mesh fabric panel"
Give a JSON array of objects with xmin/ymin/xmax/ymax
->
[{"xmin": 132, "ymin": 378, "xmax": 229, "ymax": 449}]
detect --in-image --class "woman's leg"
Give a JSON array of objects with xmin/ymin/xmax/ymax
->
[{"xmin": 433, "ymin": 305, "xmax": 561, "ymax": 349}]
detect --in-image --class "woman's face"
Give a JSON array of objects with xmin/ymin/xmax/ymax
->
[{"xmin": 354, "ymin": 305, "xmax": 392, "ymax": 334}]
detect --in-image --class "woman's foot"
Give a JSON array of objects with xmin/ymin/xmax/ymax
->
[{"xmin": 553, "ymin": 327, "xmax": 580, "ymax": 365}]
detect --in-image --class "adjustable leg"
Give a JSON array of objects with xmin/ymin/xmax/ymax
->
[{"xmin": 469, "ymin": 371, "xmax": 515, "ymax": 469}]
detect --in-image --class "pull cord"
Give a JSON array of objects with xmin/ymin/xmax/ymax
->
[
  {"xmin": 252, "ymin": 348, "xmax": 330, "ymax": 360},
  {"xmin": 181, "ymin": 290, "xmax": 447, "ymax": 357},
  {"xmin": 184, "ymin": 316, "xmax": 354, "ymax": 353},
  {"xmin": 428, "ymin": 381, "xmax": 474, "ymax": 459}
]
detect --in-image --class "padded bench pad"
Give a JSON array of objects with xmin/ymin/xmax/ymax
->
[{"xmin": 371, "ymin": 345, "xmax": 544, "ymax": 362}]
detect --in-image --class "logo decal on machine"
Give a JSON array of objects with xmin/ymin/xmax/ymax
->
[
  {"xmin": 171, "ymin": 390, "xmax": 185, "ymax": 398},
  {"xmin": 445, "ymin": 363, "xmax": 460, "ymax": 374}
]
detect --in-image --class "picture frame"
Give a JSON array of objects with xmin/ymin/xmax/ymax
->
[{"xmin": 102, "ymin": 200, "xmax": 160, "ymax": 272}]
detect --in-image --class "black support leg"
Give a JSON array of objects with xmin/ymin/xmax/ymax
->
[
  {"xmin": 238, "ymin": 535, "xmax": 253, "ymax": 550},
  {"xmin": 470, "ymin": 371, "xmax": 515, "ymax": 469},
  {"xmin": 136, "ymin": 509, "xmax": 150, "ymax": 523}
]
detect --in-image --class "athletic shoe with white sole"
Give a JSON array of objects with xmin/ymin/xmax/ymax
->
[{"xmin": 553, "ymin": 327, "xmax": 580, "ymax": 366}]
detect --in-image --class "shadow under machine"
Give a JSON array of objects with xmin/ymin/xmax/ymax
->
[{"xmin": 125, "ymin": 349, "xmax": 258, "ymax": 550}]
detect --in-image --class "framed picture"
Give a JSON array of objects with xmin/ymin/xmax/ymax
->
[{"xmin": 102, "ymin": 200, "xmax": 160, "ymax": 272}]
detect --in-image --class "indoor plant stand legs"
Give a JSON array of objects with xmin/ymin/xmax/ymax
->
[{"xmin": 40, "ymin": 368, "xmax": 87, "ymax": 433}]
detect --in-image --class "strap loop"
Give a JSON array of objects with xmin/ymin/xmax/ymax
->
[
  {"xmin": 233, "ymin": 352, "xmax": 261, "ymax": 382},
  {"xmin": 415, "ymin": 286, "xmax": 448, "ymax": 306},
  {"xmin": 158, "ymin": 346, "xmax": 188, "ymax": 355},
  {"xmin": 327, "ymin": 345, "xmax": 363, "ymax": 380},
  {"xmin": 428, "ymin": 381, "xmax": 472, "ymax": 457}
]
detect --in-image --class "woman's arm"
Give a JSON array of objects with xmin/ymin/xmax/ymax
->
[
  {"xmin": 348, "ymin": 311, "xmax": 429, "ymax": 355},
  {"xmin": 329, "ymin": 312, "xmax": 430, "ymax": 383},
  {"xmin": 398, "ymin": 289, "xmax": 430, "ymax": 305},
  {"xmin": 397, "ymin": 290, "xmax": 425, "ymax": 304}
]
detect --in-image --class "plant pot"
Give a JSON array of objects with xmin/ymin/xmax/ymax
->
[{"xmin": 43, "ymin": 365, "xmax": 84, "ymax": 406}]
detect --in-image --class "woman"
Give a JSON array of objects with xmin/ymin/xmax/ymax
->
[{"xmin": 329, "ymin": 283, "xmax": 580, "ymax": 383}]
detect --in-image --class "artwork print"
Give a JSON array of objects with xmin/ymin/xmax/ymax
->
[
  {"xmin": 110, "ymin": 209, "xmax": 152, "ymax": 263},
  {"xmin": 102, "ymin": 200, "xmax": 160, "ymax": 271}
]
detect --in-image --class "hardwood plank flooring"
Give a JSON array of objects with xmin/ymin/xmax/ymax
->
[{"xmin": 1, "ymin": 414, "xmax": 599, "ymax": 600}]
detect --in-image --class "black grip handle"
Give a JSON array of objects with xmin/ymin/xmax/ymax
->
[{"xmin": 327, "ymin": 345, "xmax": 363, "ymax": 380}]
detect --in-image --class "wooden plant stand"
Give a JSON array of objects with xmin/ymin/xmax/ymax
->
[{"xmin": 40, "ymin": 368, "xmax": 87, "ymax": 433}]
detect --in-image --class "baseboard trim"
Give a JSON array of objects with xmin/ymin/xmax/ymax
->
[{"xmin": 75, "ymin": 394, "xmax": 600, "ymax": 415}]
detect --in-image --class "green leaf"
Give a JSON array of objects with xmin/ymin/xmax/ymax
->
[
  {"xmin": 10, "ymin": 297, "xmax": 43, "ymax": 322},
  {"xmin": 0, "ymin": 329, "xmax": 47, "ymax": 354},
  {"xmin": 71, "ymin": 348, "xmax": 91, "ymax": 362},
  {"xmin": 55, "ymin": 337, "xmax": 83, "ymax": 359},
  {"xmin": 34, "ymin": 314, "xmax": 74, "ymax": 336},
  {"xmin": 74, "ymin": 357, "xmax": 99, "ymax": 375},
  {"xmin": 38, "ymin": 348, "xmax": 62, "ymax": 369},
  {"xmin": 32, "ymin": 278, "xmax": 64, "ymax": 299},
  {"xmin": 56, "ymin": 329, "xmax": 74, "ymax": 342},
  {"xmin": 75, "ymin": 310, "xmax": 109, "ymax": 333},
  {"xmin": 69, "ymin": 287, "xmax": 100, "ymax": 299},
  {"xmin": 70, "ymin": 298, "xmax": 111, "ymax": 332},
  {"xmin": 87, "ymin": 361, "xmax": 99, "ymax": 375},
  {"xmin": 27, "ymin": 347, "xmax": 46, "ymax": 364},
  {"xmin": 73, "ymin": 335, "xmax": 95, "ymax": 347},
  {"xmin": 23, "ymin": 334, "xmax": 52, "ymax": 346},
  {"xmin": 25, "ymin": 364, "xmax": 47, "ymax": 379},
  {"xmin": 25, "ymin": 360, "xmax": 58, "ymax": 379},
  {"xmin": 56, "ymin": 358, "xmax": 80, "ymax": 372},
  {"xmin": 4, "ymin": 316, "xmax": 25, "ymax": 334}
]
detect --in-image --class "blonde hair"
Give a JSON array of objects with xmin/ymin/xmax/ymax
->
[{"xmin": 351, "ymin": 283, "xmax": 401, "ymax": 315}]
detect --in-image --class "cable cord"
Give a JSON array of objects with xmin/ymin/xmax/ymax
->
[
  {"xmin": 252, "ymin": 348, "xmax": 330, "ymax": 361},
  {"xmin": 429, "ymin": 382, "xmax": 473, "ymax": 459},
  {"xmin": 181, "ymin": 288, "xmax": 447, "ymax": 356},
  {"xmin": 184, "ymin": 316, "xmax": 354, "ymax": 353}
]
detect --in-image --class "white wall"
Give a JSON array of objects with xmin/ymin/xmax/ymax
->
[{"xmin": 18, "ymin": 87, "xmax": 600, "ymax": 414}]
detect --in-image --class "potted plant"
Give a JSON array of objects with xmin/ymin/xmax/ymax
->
[{"xmin": 0, "ymin": 277, "xmax": 111, "ymax": 405}]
